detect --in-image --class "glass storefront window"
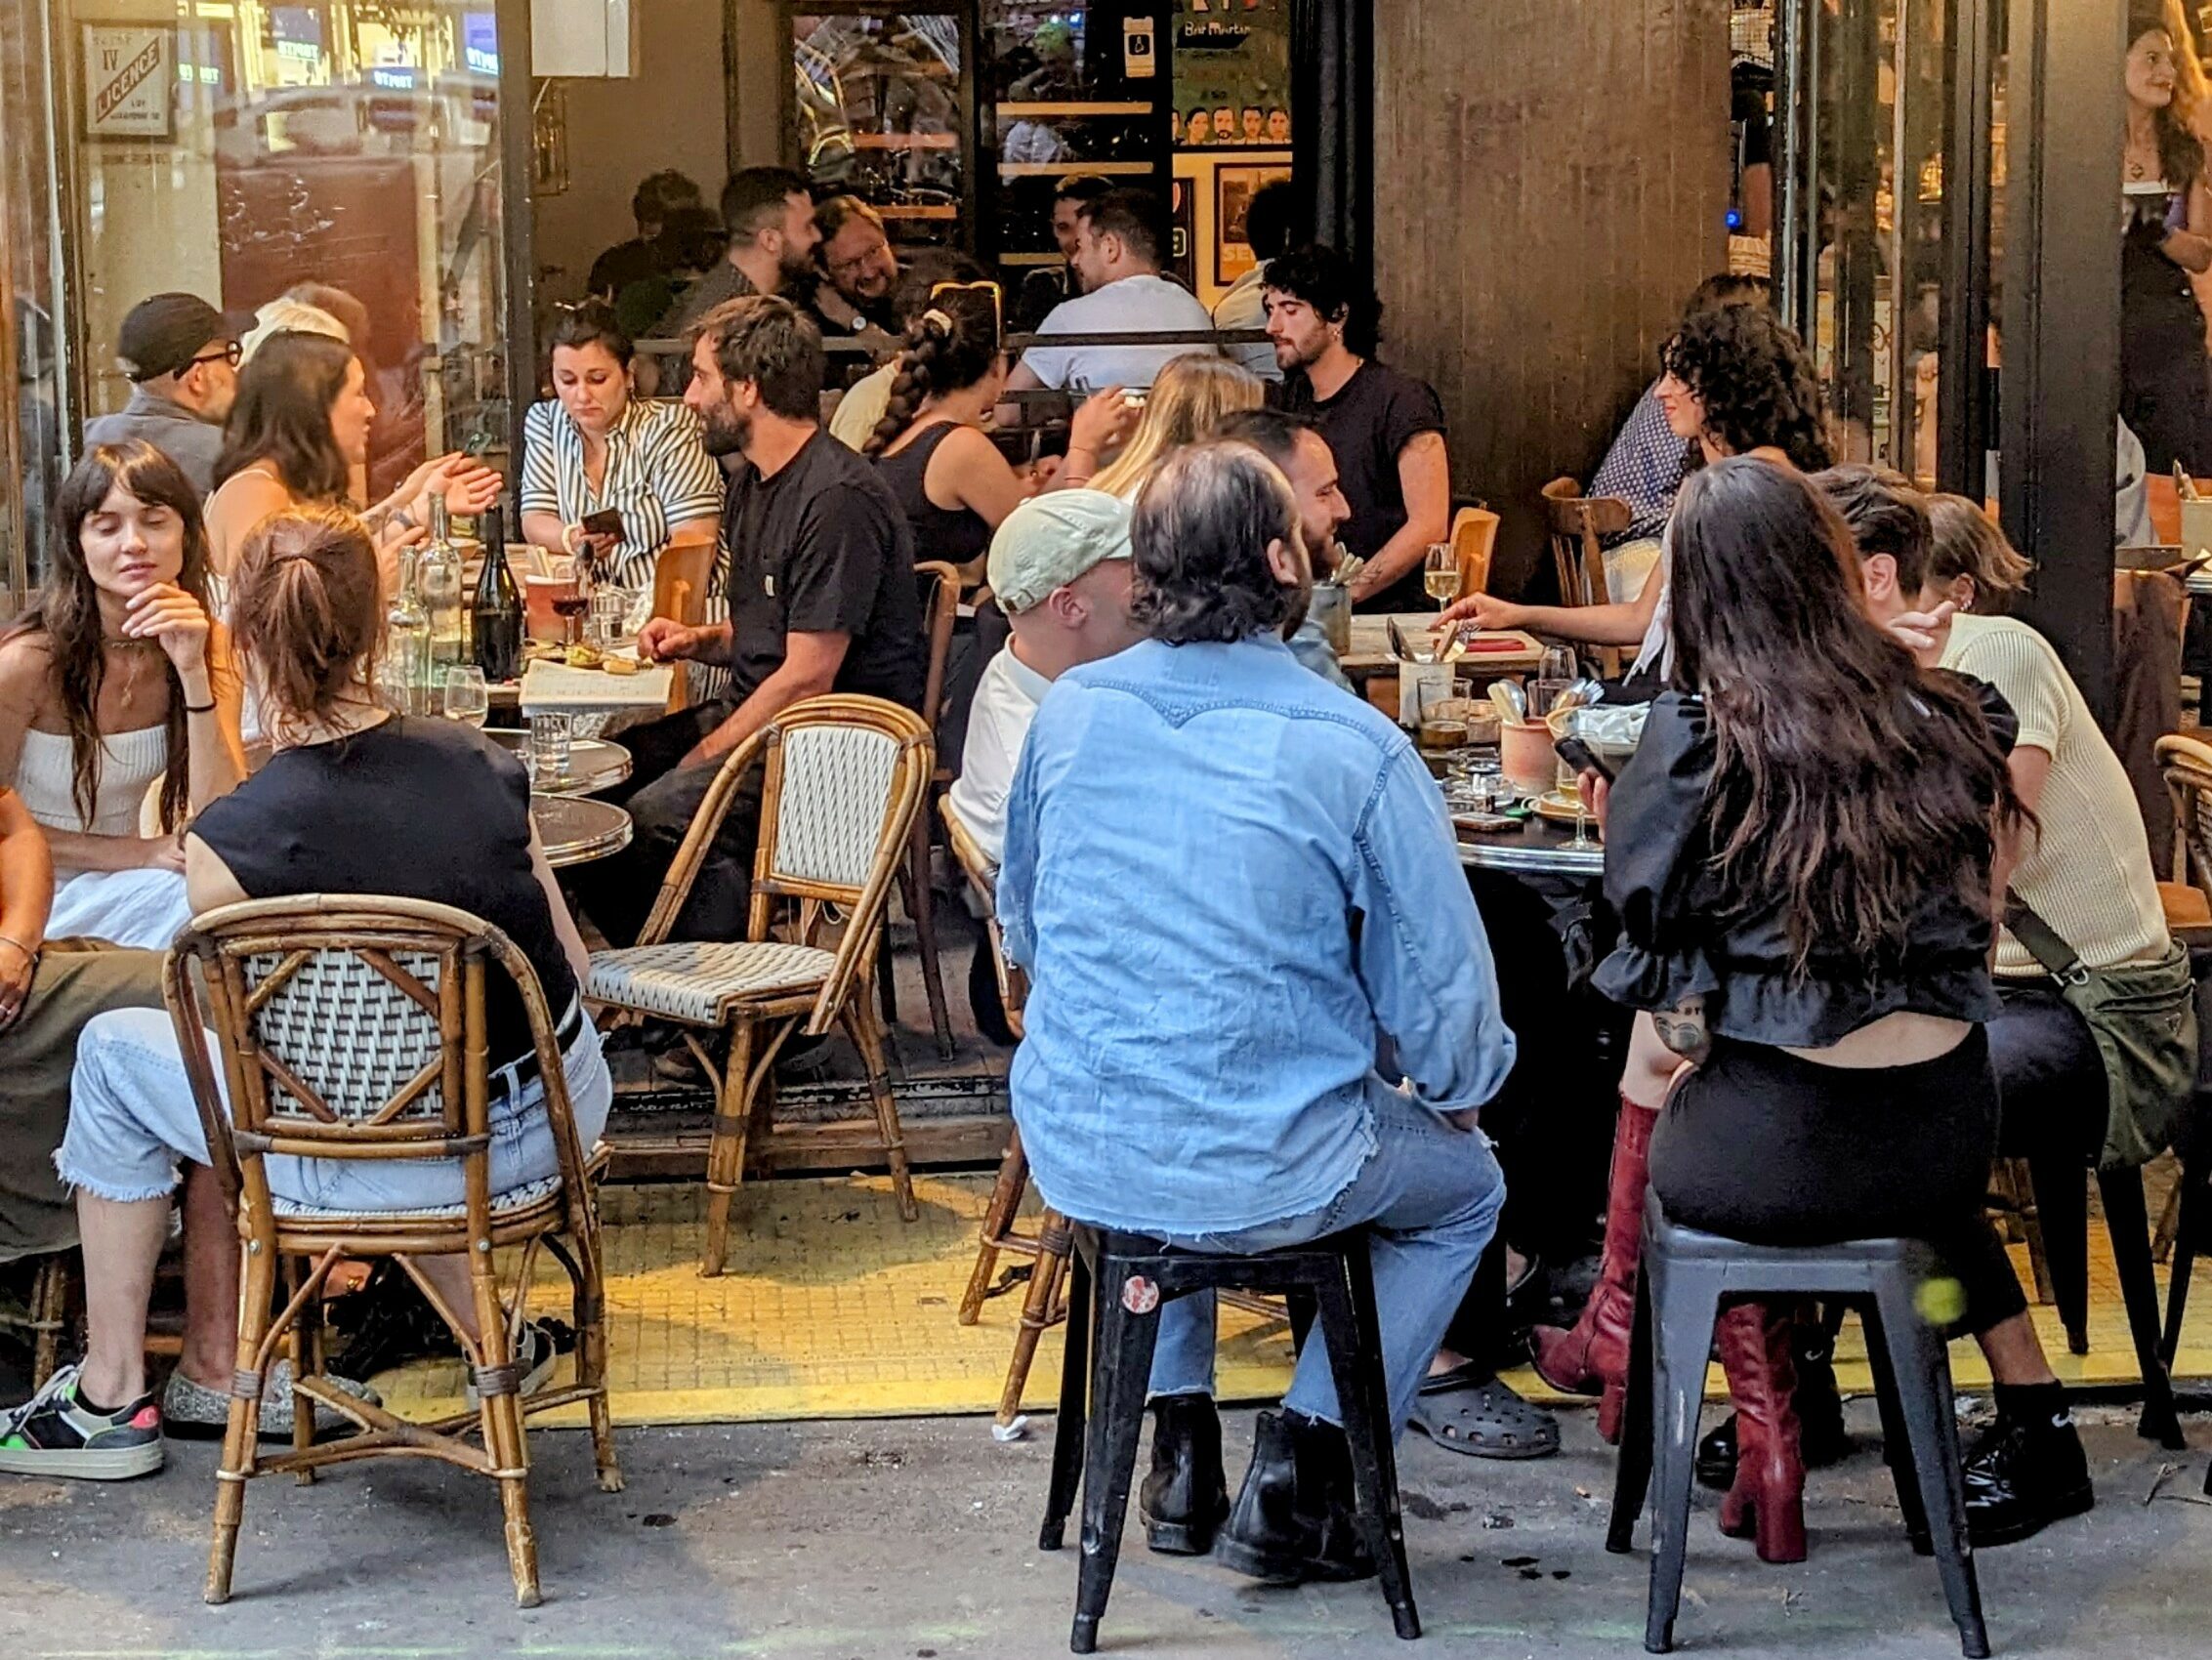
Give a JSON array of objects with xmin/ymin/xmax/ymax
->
[
  {"xmin": 2, "ymin": 0, "xmax": 63, "ymax": 603},
  {"xmin": 793, "ymin": 9, "xmax": 971, "ymax": 253},
  {"xmin": 57, "ymin": 1, "xmax": 509, "ymax": 497}
]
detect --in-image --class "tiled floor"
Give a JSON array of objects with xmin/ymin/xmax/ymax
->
[{"xmin": 367, "ymin": 1167, "xmax": 2212, "ymax": 1429}]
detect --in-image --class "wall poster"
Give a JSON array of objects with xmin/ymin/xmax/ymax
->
[
  {"xmin": 81, "ymin": 23, "xmax": 174, "ymax": 141},
  {"xmin": 1173, "ymin": 0, "xmax": 1291, "ymax": 150}
]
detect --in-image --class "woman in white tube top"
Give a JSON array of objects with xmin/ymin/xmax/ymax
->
[{"xmin": 0, "ymin": 441, "xmax": 245, "ymax": 948}]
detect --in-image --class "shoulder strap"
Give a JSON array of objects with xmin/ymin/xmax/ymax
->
[{"xmin": 2003, "ymin": 891, "xmax": 2090, "ymax": 985}]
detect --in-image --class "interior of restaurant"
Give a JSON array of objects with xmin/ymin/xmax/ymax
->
[{"xmin": 2, "ymin": 0, "xmax": 2210, "ymax": 1441}]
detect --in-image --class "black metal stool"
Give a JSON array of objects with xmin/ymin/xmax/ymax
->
[
  {"xmin": 1037, "ymin": 1224, "xmax": 1418, "ymax": 1654},
  {"xmin": 1607, "ymin": 1196, "xmax": 1991, "ymax": 1658}
]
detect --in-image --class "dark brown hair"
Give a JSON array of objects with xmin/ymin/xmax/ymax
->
[
  {"xmin": 1077, "ymin": 187, "xmax": 1169, "ymax": 269},
  {"xmin": 1813, "ymin": 464, "xmax": 1934, "ymax": 593},
  {"xmin": 865, "ymin": 285, "xmax": 1003, "ymax": 456},
  {"xmin": 1661, "ymin": 305, "xmax": 1833, "ymax": 472},
  {"xmin": 1667, "ymin": 458, "xmax": 2021, "ymax": 972},
  {"xmin": 227, "ymin": 507, "xmax": 384, "ymax": 735},
  {"xmin": 214, "ymin": 329, "xmax": 356, "ymax": 502},
  {"xmin": 695, "ymin": 295, "xmax": 825, "ymax": 421},
  {"xmin": 5, "ymin": 442, "xmax": 209, "ymax": 830},
  {"xmin": 550, "ymin": 299, "xmax": 635, "ymax": 371}
]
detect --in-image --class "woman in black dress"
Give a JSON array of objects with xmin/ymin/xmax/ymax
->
[{"xmin": 2121, "ymin": 7, "xmax": 2212, "ymax": 474}]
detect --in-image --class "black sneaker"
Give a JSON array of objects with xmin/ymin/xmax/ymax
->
[
  {"xmin": 1954, "ymin": 1413, "xmax": 2095, "ymax": 1548},
  {"xmin": 0, "ymin": 1363, "xmax": 165, "ymax": 1480}
]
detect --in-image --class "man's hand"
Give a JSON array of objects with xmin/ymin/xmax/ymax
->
[
  {"xmin": 637, "ymin": 616, "xmax": 710, "ymax": 663},
  {"xmin": 1884, "ymin": 599, "xmax": 1956, "ymax": 661},
  {"xmin": 0, "ymin": 934, "xmax": 34, "ymax": 1031},
  {"xmin": 123, "ymin": 582, "xmax": 212, "ymax": 682}
]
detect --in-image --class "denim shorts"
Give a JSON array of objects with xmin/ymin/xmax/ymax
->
[{"xmin": 63, "ymin": 1004, "xmax": 613, "ymax": 1213}]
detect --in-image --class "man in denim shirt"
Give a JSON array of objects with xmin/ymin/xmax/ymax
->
[{"xmin": 1000, "ymin": 441, "xmax": 1514, "ymax": 1585}]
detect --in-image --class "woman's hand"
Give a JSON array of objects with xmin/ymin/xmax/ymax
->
[
  {"xmin": 399, "ymin": 452, "xmax": 501, "ymax": 517},
  {"xmin": 0, "ymin": 934, "xmax": 35, "ymax": 1030},
  {"xmin": 1431, "ymin": 591, "xmax": 1525, "ymax": 644},
  {"xmin": 122, "ymin": 583, "xmax": 213, "ymax": 682},
  {"xmin": 1883, "ymin": 599, "xmax": 1955, "ymax": 662},
  {"xmin": 1068, "ymin": 387, "xmax": 1139, "ymax": 463},
  {"xmin": 135, "ymin": 831, "xmax": 187, "ymax": 874},
  {"xmin": 1576, "ymin": 768, "xmax": 1611, "ymax": 835},
  {"xmin": 563, "ymin": 523, "xmax": 623, "ymax": 566}
]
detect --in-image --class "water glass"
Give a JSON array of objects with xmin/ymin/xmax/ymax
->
[
  {"xmin": 591, "ymin": 586, "xmax": 631, "ymax": 648},
  {"xmin": 527, "ymin": 712, "xmax": 572, "ymax": 787},
  {"xmin": 442, "ymin": 665, "xmax": 488, "ymax": 728}
]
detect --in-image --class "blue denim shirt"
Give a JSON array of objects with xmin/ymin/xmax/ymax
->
[{"xmin": 998, "ymin": 635, "xmax": 1515, "ymax": 1234}]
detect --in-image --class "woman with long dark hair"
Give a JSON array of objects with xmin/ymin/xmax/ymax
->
[
  {"xmin": 1437, "ymin": 302, "xmax": 1832, "ymax": 684},
  {"xmin": 205, "ymin": 330, "xmax": 497, "ymax": 592},
  {"xmin": 2122, "ymin": 6, "xmax": 2212, "ymax": 473},
  {"xmin": 0, "ymin": 442, "xmax": 245, "ymax": 947},
  {"xmin": 1568, "ymin": 459, "xmax": 2084, "ymax": 1560}
]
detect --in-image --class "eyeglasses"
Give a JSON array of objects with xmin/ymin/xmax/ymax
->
[
  {"xmin": 826, "ymin": 238, "xmax": 892, "ymax": 279},
  {"xmin": 188, "ymin": 341, "xmax": 243, "ymax": 370}
]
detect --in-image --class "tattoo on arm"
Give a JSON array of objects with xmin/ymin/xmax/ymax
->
[{"xmin": 1652, "ymin": 997, "xmax": 1711, "ymax": 1064}]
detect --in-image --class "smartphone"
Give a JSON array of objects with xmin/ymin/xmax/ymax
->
[
  {"xmin": 581, "ymin": 509, "xmax": 625, "ymax": 542},
  {"xmin": 1553, "ymin": 735, "xmax": 1614, "ymax": 783}
]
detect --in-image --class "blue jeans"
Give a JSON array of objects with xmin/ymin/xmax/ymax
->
[
  {"xmin": 62, "ymin": 1005, "xmax": 612, "ymax": 1211},
  {"xmin": 1144, "ymin": 1084, "xmax": 1506, "ymax": 1439}
]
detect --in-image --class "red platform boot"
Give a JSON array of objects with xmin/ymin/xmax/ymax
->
[{"xmin": 1715, "ymin": 1300, "xmax": 1808, "ymax": 1564}]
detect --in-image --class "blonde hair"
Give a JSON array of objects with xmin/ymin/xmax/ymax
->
[
  {"xmin": 1926, "ymin": 493, "xmax": 2032, "ymax": 611},
  {"xmin": 1089, "ymin": 353, "xmax": 1267, "ymax": 499},
  {"xmin": 2166, "ymin": 0, "xmax": 2212, "ymax": 140}
]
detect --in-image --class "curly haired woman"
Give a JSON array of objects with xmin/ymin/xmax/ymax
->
[{"xmin": 1436, "ymin": 302, "xmax": 1833, "ymax": 693}]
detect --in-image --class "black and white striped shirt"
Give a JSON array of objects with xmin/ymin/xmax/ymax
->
[{"xmin": 521, "ymin": 395, "xmax": 730, "ymax": 696}]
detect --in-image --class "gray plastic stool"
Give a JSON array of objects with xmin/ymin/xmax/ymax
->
[{"xmin": 1607, "ymin": 1195, "xmax": 1990, "ymax": 1657}]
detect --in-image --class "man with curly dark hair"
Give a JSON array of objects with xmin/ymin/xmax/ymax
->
[
  {"xmin": 1437, "ymin": 301, "xmax": 1832, "ymax": 695},
  {"xmin": 999, "ymin": 440, "xmax": 1515, "ymax": 1584}
]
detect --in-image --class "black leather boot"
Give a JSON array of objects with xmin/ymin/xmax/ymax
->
[
  {"xmin": 1214, "ymin": 1409, "xmax": 1377, "ymax": 1585},
  {"xmin": 1138, "ymin": 1394, "xmax": 1228, "ymax": 1555}
]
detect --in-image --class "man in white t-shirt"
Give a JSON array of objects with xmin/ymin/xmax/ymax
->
[
  {"xmin": 1003, "ymin": 188, "xmax": 1217, "ymax": 394},
  {"xmin": 1836, "ymin": 464, "xmax": 2171, "ymax": 1549},
  {"xmin": 950, "ymin": 490, "xmax": 1145, "ymax": 870}
]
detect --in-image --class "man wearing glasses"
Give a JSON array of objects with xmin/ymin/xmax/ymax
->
[
  {"xmin": 811, "ymin": 196, "xmax": 902, "ymax": 337},
  {"xmin": 83, "ymin": 293, "xmax": 250, "ymax": 497}
]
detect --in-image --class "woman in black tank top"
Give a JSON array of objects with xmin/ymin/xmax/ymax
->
[{"xmin": 865, "ymin": 285, "xmax": 1137, "ymax": 579}]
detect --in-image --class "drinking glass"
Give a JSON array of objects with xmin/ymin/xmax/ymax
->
[
  {"xmin": 1569, "ymin": 788, "xmax": 1599, "ymax": 851},
  {"xmin": 1529, "ymin": 643, "xmax": 1580, "ymax": 717},
  {"xmin": 442, "ymin": 666, "xmax": 488, "ymax": 728},
  {"xmin": 528, "ymin": 712, "xmax": 572, "ymax": 787},
  {"xmin": 591, "ymin": 587, "xmax": 631, "ymax": 648},
  {"xmin": 1422, "ymin": 542, "xmax": 1460, "ymax": 606}
]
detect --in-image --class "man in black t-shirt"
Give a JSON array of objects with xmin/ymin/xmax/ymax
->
[
  {"xmin": 1268, "ymin": 244, "xmax": 1452, "ymax": 614},
  {"xmin": 581, "ymin": 297, "xmax": 924, "ymax": 945}
]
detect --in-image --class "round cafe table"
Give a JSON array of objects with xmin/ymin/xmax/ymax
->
[
  {"xmin": 487, "ymin": 731, "xmax": 632, "ymax": 798},
  {"xmin": 531, "ymin": 794, "xmax": 632, "ymax": 869},
  {"xmin": 1456, "ymin": 811, "xmax": 1605, "ymax": 880}
]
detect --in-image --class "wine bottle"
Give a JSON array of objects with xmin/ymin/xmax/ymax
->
[
  {"xmin": 417, "ymin": 493, "xmax": 465, "ymax": 673},
  {"xmin": 471, "ymin": 505, "xmax": 524, "ymax": 684}
]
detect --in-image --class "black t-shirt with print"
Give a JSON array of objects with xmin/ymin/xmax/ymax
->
[
  {"xmin": 720, "ymin": 429, "xmax": 926, "ymax": 710},
  {"xmin": 1282, "ymin": 358, "xmax": 1448, "ymax": 612}
]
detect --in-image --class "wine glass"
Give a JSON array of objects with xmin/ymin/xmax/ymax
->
[
  {"xmin": 443, "ymin": 665, "xmax": 489, "ymax": 728},
  {"xmin": 1422, "ymin": 543, "xmax": 1460, "ymax": 607},
  {"xmin": 1530, "ymin": 643, "xmax": 1580, "ymax": 717}
]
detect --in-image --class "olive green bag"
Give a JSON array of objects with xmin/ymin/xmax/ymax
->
[{"xmin": 2004, "ymin": 897, "xmax": 2196, "ymax": 1172}]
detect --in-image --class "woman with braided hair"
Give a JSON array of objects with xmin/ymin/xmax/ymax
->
[{"xmin": 867, "ymin": 284, "xmax": 1135, "ymax": 576}]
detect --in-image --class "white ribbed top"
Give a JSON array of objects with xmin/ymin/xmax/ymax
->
[{"xmin": 15, "ymin": 725, "xmax": 169, "ymax": 836}]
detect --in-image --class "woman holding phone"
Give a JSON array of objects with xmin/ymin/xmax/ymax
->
[{"xmin": 519, "ymin": 302, "xmax": 726, "ymax": 617}]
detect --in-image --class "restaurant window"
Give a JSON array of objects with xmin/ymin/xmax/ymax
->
[
  {"xmin": 53, "ymin": 1, "xmax": 512, "ymax": 495},
  {"xmin": 2, "ymin": 0, "xmax": 63, "ymax": 603}
]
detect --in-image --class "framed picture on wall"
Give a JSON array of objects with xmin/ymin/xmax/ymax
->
[
  {"xmin": 1215, "ymin": 164, "xmax": 1291, "ymax": 288},
  {"xmin": 80, "ymin": 23, "xmax": 175, "ymax": 142}
]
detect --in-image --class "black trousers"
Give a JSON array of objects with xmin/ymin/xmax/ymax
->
[
  {"xmin": 572, "ymin": 699, "xmax": 763, "ymax": 946},
  {"xmin": 1647, "ymin": 1028, "xmax": 2028, "ymax": 1334},
  {"xmin": 1986, "ymin": 980, "xmax": 2108, "ymax": 1163}
]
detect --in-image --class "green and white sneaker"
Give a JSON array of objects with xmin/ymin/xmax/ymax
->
[{"xmin": 0, "ymin": 1363, "xmax": 165, "ymax": 1480}]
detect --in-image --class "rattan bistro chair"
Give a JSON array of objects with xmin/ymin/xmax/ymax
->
[
  {"xmin": 167, "ymin": 895, "xmax": 619, "ymax": 1609},
  {"xmin": 880, "ymin": 560, "xmax": 963, "ymax": 1059},
  {"xmin": 587, "ymin": 694, "xmax": 935, "ymax": 1276}
]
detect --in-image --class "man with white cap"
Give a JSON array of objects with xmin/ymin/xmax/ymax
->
[
  {"xmin": 83, "ymin": 293, "xmax": 252, "ymax": 496},
  {"xmin": 948, "ymin": 489, "xmax": 1145, "ymax": 869}
]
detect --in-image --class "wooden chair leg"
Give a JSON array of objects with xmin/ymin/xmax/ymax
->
[
  {"xmin": 905, "ymin": 809, "xmax": 956, "ymax": 1059},
  {"xmin": 2152, "ymin": 1173, "xmax": 2184, "ymax": 1265},
  {"xmin": 28, "ymin": 1255, "xmax": 72, "ymax": 1390},
  {"xmin": 466, "ymin": 1239, "xmax": 540, "ymax": 1609},
  {"xmin": 285, "ymin": 1258, "xmax": 317, "ymax": 1484},
  {"xmin": 995, "ymin": 1211, "xmax": 1070, "ymax": 1438},
  {"xmin": 845, "ymin": 986, "xmax": 917, "ymax": 1222},
  {"xmin": 551, "ymin": 1224, "xmax": 625, "ymax": 1494},
  {"xmin": 700, "ymin": 1017, "xmax": 758, "ymax": 1278},
  {"xmin": 205, "ymin": 1237, "xmax": 277, "ymax": 1606},
  {"xmin": 961, "ymin": 1131, "xmax": 1030, "ymax": 1326}
]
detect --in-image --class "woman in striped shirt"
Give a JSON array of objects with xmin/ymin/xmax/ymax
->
[{"xmin": 519, "ymin": 303, "xmax": 726, "ymax": 630}]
